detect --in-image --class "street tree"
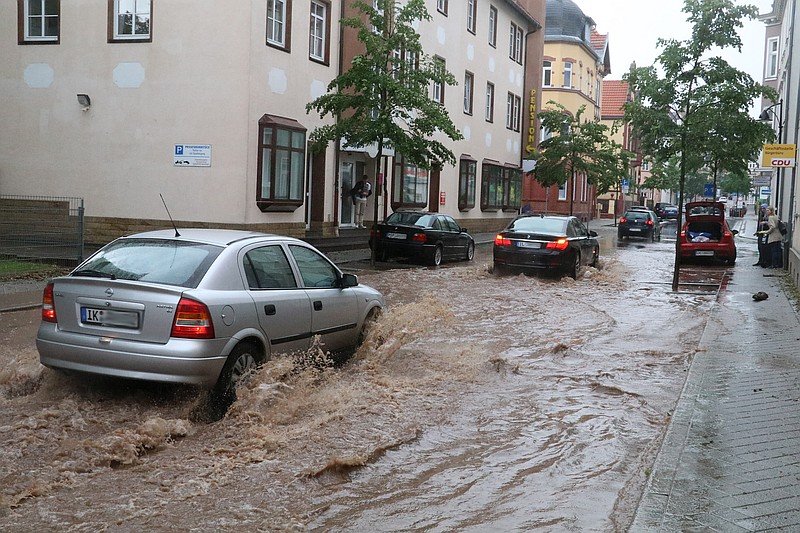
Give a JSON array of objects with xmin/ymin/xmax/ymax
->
[
  {"xmin": 306, "ymin": 0, "xmax": 463, "ymax": 263},
  {"xmin": 719, "ymin": 168, "xmax": 752, "ymax": 196},
  {"xmin": 624, "ymin": 0, "xmax": 775, "ymax": 290},
  {"xmin": 535, "ymin": 103, "xmax": 630, "ymax": 217}
]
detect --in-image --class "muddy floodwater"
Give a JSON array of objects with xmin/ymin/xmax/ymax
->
[{"xmin": 0, "ymin": 228, "xmax": 733, "ymax": 531}]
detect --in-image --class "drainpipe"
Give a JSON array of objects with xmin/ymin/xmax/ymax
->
[{"xmin": 787, "ymin": 0, "xmax": 798, "ymax": 269}]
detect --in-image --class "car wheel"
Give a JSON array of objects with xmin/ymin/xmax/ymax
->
[
  {"xmin": 590, "ymin": 247, "xmax": 599, "ymax": 267},
  {"xmin": 430, "ymin": 244, "xmax": 443, "ymax": 266},
  {"xmin": 493, "ymin": 262, "xmax": 506, "ymax": 275},
  {"xmin": 570, "ymin": 251, "xmax": 582, "ymax": 280},
  {"xmin": 465, "ymin": 242, "xmax": 475, "ymax": 262},
  {"xmin": 651, "ymin": 230, "xmax": 656, "ymax": 242},
  {"xmin": 214, "ymin": 342, "xmax": 262, "ymax": 400},
  {"xmin": 357, "ymin": 308, "xmax": 381, "ymax": 348},
  {"xmin": 377, "ymin": 247, "xmax": 389, "ymax": 262},
  {"xmin": 618, "ymin": 232, "xmax": 624, "ymax": 240}
]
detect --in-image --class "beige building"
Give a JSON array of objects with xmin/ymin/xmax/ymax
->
[
  {"xmin": 2, "ymin": 0, "xmax": 545, "ymax": 245},
  {"xmin": 526, "ymin": 0, "xmax": 610, "ymax": 219}
]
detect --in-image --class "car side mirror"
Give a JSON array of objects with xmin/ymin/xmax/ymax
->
[
  {"xmin": 340, "ymin": 273, "xmax": 359, "ymax": 288},
  {"xmin": 731, "ymin": 229, "xmax": 739, "ymax": 236},
  {"xmin": 589, "ymin": 231, "xmax": 598, "ymax": 237},
  {"xmin": 460, "ymin": 227, "xmax": 468, "ymax": 233}
]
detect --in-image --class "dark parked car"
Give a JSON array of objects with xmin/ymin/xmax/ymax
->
[
  {"xmin": 37, "ymin": 230, "xmax": 385, "ymax": 399},
  {"xmin": 618, "ymin": 209, "xmax": 661, "ymax": 241},
  {"xmin": 679, "ymin": 201, "xmax": 738, "ymax": 264},
  {"xmin": 370, "ymin": 212, "xmax": 475, "ymax": 266},
  {"xmin": 492, "ymin": 215, "xmax": 599, "ymax": 279},
  {"xmin": 654, "ymin": 203, "xmax": 679, "ymax": 220}
]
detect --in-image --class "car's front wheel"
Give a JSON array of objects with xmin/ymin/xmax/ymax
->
[
  {"xmin": 590, "ymin": 246, "xmax": 599, "ymax": 267},
  {"xmin": 465, "ymin": 242, "xmax": 475, "ymax": 261}
]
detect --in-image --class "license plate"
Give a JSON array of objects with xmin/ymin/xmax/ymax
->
[
  {"xmin": 81, "ymin": 307, "xmax": 139, "ymax": 328},
  {"xmin": 386, "ymin": 232, "xmax": 406, "ymax": 240},
  {"xmin": 629, "ymin": 228, "xmax": 641, "ymax": 232},
  {"xmin": 695, "ymin": 250, "xmax": 714, "ymax": 257},
  {"xmin": 517, "ymin": 241, "xmax": 541, "ymax": 249}
]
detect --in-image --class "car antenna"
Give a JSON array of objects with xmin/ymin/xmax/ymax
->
[{"xmin": 160, "ymin": 193, "xmax": 181, "ymax": 237}]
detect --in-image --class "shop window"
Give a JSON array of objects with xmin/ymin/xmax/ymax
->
[
  {"xmin": 481, "ymin": 163, "xmax": 521, "ymax": 211},
  {"xmin": 392, "ymin": 157, "xmax": 429, "ymax": 209},
  {"xmin": 459, "ymin": 158, "xmax": 477, "ymax": 211}
]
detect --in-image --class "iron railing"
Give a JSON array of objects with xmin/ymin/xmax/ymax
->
[{"xmin": 0, "ymin": 195, "xmax": 84, "ymax": 264}]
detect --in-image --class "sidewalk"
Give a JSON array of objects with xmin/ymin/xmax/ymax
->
[{"xmin": 631, "ymin": 242, "xmax": 800, "ymax": 529}]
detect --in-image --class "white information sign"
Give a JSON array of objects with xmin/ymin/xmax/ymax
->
[{"xmin": 174, "ymin": 144, "xmax": 211, "ymax": 167}]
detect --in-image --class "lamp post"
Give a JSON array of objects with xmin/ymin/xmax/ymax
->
[
  {"xmin": 759, "ymin": 99, "xmax": 788, "ymax": 269},
  {"xmin": 759, "ymin": 99, "xmax": 784, "ymax": 211}
]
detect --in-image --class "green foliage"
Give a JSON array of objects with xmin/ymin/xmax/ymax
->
[
  {"xmin": 305, "ymin": 0, "xmax": 462, "ymax": 168},
  {"xmin": 718, "ymin": 168, "xmax": 752, "ymax": 195},
  {"xmin": 535, "ymin": 103, "xmax": 631, "ymax": 196}
]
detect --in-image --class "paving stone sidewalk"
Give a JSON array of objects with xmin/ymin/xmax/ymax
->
[{"xmin": 631, "ymin": 256, "xmax": 800, "ymax": 530}]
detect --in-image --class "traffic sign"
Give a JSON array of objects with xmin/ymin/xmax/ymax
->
[
  {"xmin": 704, "ymin": 183, "xmax": 715, "ymax": 197},
  {"xmin": 761, "ymin": 144, "xmax": 797, "ymax": 168}
]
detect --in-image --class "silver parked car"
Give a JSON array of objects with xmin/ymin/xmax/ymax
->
[{"xmin": 37, "ymin": 229, "xmax": 385, "ymax": 396}]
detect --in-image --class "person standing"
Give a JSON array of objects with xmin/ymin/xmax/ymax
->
[
  {"xmin": 754, "ymin": 204, "xmax": 769, "ymax": 267},
  {"xmin": 350, "ymin": 175, "xmax": 372, "ymax": 228},
  {"xmin": 758, "ymin": 206, "xmax": 783, "ymax": 269}
]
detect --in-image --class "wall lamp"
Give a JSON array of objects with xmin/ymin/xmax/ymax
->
[{"xmin": 77, "ymin": 93, "xmax": 91, "ymax": 111}]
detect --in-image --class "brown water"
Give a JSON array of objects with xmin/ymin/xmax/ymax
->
[{"xmin": 0, "ymin": 234, "xmax": 723, "ymax": 531}]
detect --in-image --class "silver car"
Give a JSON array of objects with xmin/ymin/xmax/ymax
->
[{"xmin": 36, "ymin": 229, "xmax": 385, "ymax": 394}]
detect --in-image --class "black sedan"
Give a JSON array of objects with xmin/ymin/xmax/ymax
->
[
  {"xmin": 618, "ymin": 209, "xmax": 661, "ymax": 241},
  {"xmin": 492, "ymin": 215, "xmax": 599, "ymax": 279},
  {"xmin": 370, "ymin": 212, "xmax": 475, "ymax": 266}
]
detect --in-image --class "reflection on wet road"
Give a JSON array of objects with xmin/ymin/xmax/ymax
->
[{"xmin": 0, "ymin": 221, "xmax": 757, "ymax": 531}]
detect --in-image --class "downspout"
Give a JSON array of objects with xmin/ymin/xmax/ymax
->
[
  {"xmin": 332, "ymin": 4, "xmax": 347, "ymax": 235},
  {"xmin": 787, "ymin": 0, "xmax": 798, "ymax": 267}
]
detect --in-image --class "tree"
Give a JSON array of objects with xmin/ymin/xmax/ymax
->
[
  {"xmin": 534, "ymin": 103, "xmax": 630, "ymax": 216},
  {"xmin": 305, "ymin": 0, "xmax": 463, "ymax": 263},
  {"xmin": 624, "ymin": 0, "xmax": 775, "ymax": 290},
  {"xmin": 719, "ymin": 168, "xmax": 752, "ymax": 196}
]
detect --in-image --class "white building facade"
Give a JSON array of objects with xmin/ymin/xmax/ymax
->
[{"xmin": 2, "ymin": 0, "xmax": 543, "ymax": 244}]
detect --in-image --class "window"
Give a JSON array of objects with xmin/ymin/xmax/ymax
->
[
  {"xmin": 766, "ymin": 37, "xmax": 779, "ymax": 79},
  {"xmin": 432, "ymin": 56, "xmax": 446, "ymax": 104},
  {"xmin": 563, "ymin": 61, "xmax": 573, "ymax": 88},
  {"xmin": 543, "ymin": 60, "xmax": 552, "ymax": 87},
  {"xmin": 488, "ymin": 6, "xmax": 497, "ymax": 47},
  {"xmin": 19, "ymin": 0, "xmax": 60, "ymax": 44},
  {"xmin": 266, "ymin": 0, "xmax": 291, "ymax": 50},
  {"xmin": 257, "ymin": 115, "xmax": 306, "ymax": 211},
  {"xmin": 467, "ymin": 0, "xmax": 476, "ymax": 34},
  {"xmin": 464, "ymin": 71, "xmax": 474, "ymax": 115},
  {"xmin": 109, "ymin": 0, "xmax": 152, "ymax": 42},
  {"xmin": 459, "ymin": 158, "xmax": 477, "ymax": 210},
  {"xmin": 481, "ymin": 163, "xmax": 521, "ymax": 211},
  {"xmin": 506, "ymin": 92, "xmax": 520, "ymax": 131},
  {"xmin": 244, "ymin": 246, "xmax": 298, "ymax": 289},
  {"xmin": 289, "ymin": 245, "xmax": 339, "ymax": 289},
  {"xmin": 558, "ymin": 181, "xmax": 567, "ymax": 200},
  {"xmin": 309, "ymin": 0, "xmax": 330, "ymax": 63},
  {"xmin": 485, "ymin": 82, "xmax": 495, "ymax": 122},
  {"xmin": 509, "ymin": 22, "xmax": 523, "ymax": 63},
  {"xmin": 392, "ymin": 157, "xmax": 429, "ymax": 208},
  {"xmin": 437, "ymin": 0, "xmax": 448, "ymax": 16}
]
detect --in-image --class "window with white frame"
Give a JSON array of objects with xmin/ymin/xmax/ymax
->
[
  {"xmin": 558, "ymin": 182, "xmax": 567, "ymax": 200},
  {"xmin": 563, "ymin": 61, "xmax": 573, "ymax": 88},
  {"xmin": 432, "ymin": 56, "xmax": 445, "ymax": 104},
  {"xmin": 509, "ymin": 22, "xmax": 523, "ymax": 63},
  {"xmin": 543, "ymin": 60, "xmax": 552, "ymax": 86},
  {"xmin": 309, "ymin": 0, "xmax": 329, "ymax": 63},
  {"xmin": 464, "ymin": 71, "xmax": 474, "ymax": 115},
  {"xmin": 467, "ymin": 0, "xmax": 476, "ymax": 33},
  {"xmin": 20, "ymin": 0, "xmax": 60, "ymax": 43},
  {"xmin": 506, "ymin": 92, "xmax": 521, "ymax": 131},
  {"xmin": 488, "ymin": 6, "xmax": 497, "ymax": 47},
  {"xmin": 485, "ymin": 82, "xmax": 495, "ymax": 122},
  {"xmin": 437, "ymin": 0, "xmax": 448, "ymax": 16},
  {"xmin": 267, "ymin": 0, "xmax": 290, "ymax": 50},
  {"xmin": 766, "ymin": 37, "xmax": 779, "ymax": 79},
  {"xmin": 110, "ymin": 0, "xmax": 151, "ymax": 42}
]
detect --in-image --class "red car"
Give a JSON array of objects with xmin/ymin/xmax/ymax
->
[{"xmin": 679, "ymin": 201, "xmax": 738, "ymax": 264}]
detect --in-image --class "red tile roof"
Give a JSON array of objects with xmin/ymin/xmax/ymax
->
[
  {"xmin": 601, "ymin": 80, "xmax": 629, "ymax": 118},
  {"xmin": 590, "ymin": 30, "xmax": 608, "ymax": 54}
]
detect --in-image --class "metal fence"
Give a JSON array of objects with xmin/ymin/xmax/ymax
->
[{"xmin": 0, "ymin": 195, "xmax": 84, "ymax": 264}]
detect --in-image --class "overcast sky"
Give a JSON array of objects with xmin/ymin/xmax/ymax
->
[{"xmin": 572, "ymin": 0, "xmax": 774, "ymax": 86}]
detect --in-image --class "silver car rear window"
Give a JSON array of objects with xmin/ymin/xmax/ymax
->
[{"xmin": 76, "ymin": 239, "xmax": 224, "ymax": 288}]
